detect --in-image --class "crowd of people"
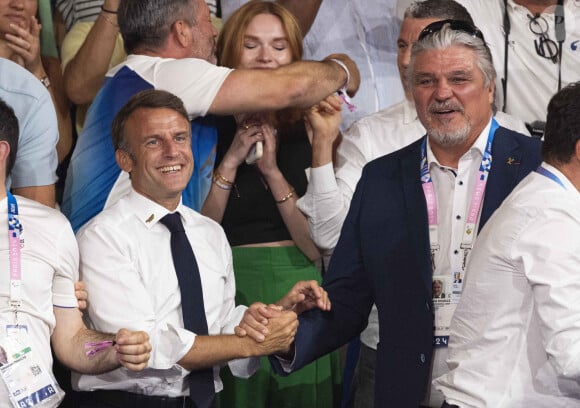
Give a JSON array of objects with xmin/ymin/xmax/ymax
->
[{"xmin": 1, "ymin": 0, "xmax": 579, "ymax": 407}]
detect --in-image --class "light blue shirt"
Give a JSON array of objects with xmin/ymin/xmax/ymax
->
[{"xmin": 0, "ymin": 58, "xmax": 58, "ymax": 190}]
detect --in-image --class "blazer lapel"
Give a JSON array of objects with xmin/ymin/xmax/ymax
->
[{"xmin": 400, "ymin": 141, "xmax": 432, "ymax": 294}]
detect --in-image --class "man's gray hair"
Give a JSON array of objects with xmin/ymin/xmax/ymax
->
[
  {"xmin": 119, "ymin": 0, "xmax": 197, "ymax": 54},
  {"xmin": 407, "ymin": 23, "xmax": 496, "ymax": 91}
]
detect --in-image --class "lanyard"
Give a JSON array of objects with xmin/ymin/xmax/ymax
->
[
  {"xmin": 536, "ymin": 165, "xmax": 567, "ymax": 189},
  {"xmin": 421, "ymin": 119, "xmax": 499, "ymax": 272},
  {"xmin": 7, "ymin": 192, "xmax": 23, "ymax": 320}
]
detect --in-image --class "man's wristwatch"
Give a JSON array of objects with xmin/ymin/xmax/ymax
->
[{"xmin": 39, "ymin": 76, "xmax": 51, "ymax": 88}]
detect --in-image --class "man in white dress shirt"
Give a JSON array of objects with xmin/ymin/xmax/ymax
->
[
  {"xmin": 457, "ymin": 0, "xmax": 580, "ymax": 131},
  {"xmin": 0, "ymin": 98, "xmax": 151, "ymax": 408},
  {"xmin": 74, "ymin": 90, "xmax": 328, "ymax": 408},
  {"xmin": 435, "ymin": 82, "xmax": 580, "ymax": 408}
]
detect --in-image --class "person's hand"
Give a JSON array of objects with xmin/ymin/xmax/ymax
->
[
  {"xmin": 220, "ymin": 114, "xmax": 265, "ymax": 170},
  {"xmin": 234, "ymin": 302, "xmax": 271, "ymax": 341},
  {"xmin": 277, "ymin": 280, "xmax": 331, "ymax": 315},
  {"xmin": 252, "ymin": 309, "xmax": 298, "ymax": 355},
  {"xmin": 324, "ymin": 53, "xmax": 360, "ymax": 97},
  {"xmin": 114, "ymin": 329, "xmax": 151, "ymax": 371},
  {"xmin": 255, "ymin": 121, "xmax": 279, "ymax": 178},
  {"xmin": 5, "ymin": 16, "xmax": 44, "ymax": 77},
  {"xmin": 305, "ymin": 94, "xmax": 342, "ymax": 145},
  {"xmin": 75, "ymin": 281, "xmax": 88, "ymax": 311}
]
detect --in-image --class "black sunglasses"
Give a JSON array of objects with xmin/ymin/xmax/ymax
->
[{"xmin": 418, "ymin": 19, "xmax": 485, "ymax": 42}]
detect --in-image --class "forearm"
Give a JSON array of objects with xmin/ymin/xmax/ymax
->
[
  {"xmin": 211, "ymin": 57, "xmax": 357, "ymax": 115},
  {"xmin": 51, "ymin": 307, "xmax": 118, "ymax": 374},
  {"xmin": 277, "ymin": 0, "xmax": 322, "ymax": 36},
  {"xmin": 296, "ymin": 165, "xmax": 351, "ymax": 250},
  {"xmin": 178, "ymin": 334, "xmax": 275, "ymax": 371},
  {"xmin": 55, "ymin": 327, "xmax": 119, "ymax": 375},
  {"xmin": 41, "ymin": 57, "xmax": 73, "ymax": 162},
  {"xmin": 63, "ymin": 12, "xmax": 119, "ymax": 104},
  {"xmin": 264, "ymin": 171, "xmax": 320, "ymax": 261},
  {"xmin": 200, "ymin": 162, "xmax": 238, "ymax": 222}
]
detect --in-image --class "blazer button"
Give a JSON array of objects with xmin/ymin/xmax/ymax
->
[{"xmin": 420, "ymin": 353, "xmax": 426, "ymax": 363}]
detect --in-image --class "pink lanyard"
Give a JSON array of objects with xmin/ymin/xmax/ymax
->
[{"xmin": 420, "ymin": 119, "xmax": 498, "ymax": 271}]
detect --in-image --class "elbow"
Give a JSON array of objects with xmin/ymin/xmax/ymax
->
[{"xmin": 65, "ymin": 80, "xmax": 96, "ymax": 105}]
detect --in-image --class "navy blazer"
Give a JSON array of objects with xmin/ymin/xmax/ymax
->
[{"xmin": 271, "ymin": 126, "xmax": 542, "ymax": 406}]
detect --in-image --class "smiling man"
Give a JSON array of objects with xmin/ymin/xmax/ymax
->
[
  {"xmin": 74, "ymin": 90, "xmax": 329, "ymax": 408},
  {"xmin": 268, "ymin": 20, "xmax": 542, "ymax": 407}
]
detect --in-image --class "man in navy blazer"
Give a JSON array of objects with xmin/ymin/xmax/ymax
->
[{"xmin": 268, "ymin": 21, "xmax": 542, "ymax": 407}]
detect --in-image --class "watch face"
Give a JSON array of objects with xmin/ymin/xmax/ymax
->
[{"xmin": 40, "ymin": 76, "xmax": 51, "ymax": 88}]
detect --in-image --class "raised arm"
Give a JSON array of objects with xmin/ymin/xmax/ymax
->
[
  {"xmin": 209, "ymin": 54, "xmax": 360, "ymax": 115},
  {"xmin": 62, "ymin": 0, "xmax": 121, "ymax": 105},
  {"xmin": 278, "ymin": 0, "xmax": 323, "ymax": 36}
]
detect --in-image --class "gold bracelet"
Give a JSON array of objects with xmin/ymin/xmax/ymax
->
[
  {"xmin": 275, "ymin": 186, "xmax": 295, "ymax": 204},
  {"xmin": 213, "ymin": 171, "xmax": 234, "ymax": 186}
]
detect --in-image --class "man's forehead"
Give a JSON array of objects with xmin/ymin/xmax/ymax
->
[{"xmin": 414, "ymin": 47, "xmax": 477, "ymax": 73}]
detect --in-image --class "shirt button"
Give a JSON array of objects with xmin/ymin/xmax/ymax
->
[
  {"xmin": 454, "ymin": 250, "xmax": 459, "ymax": 254},
  {"xmin": 456, "ymin": 215, "xmax": 461, "ymax": 220},
  {"xmin": 458, "ymin": 180, "xmax": 464, "ymax": 185},
  {"xmin": 420, "ymin": 353, "xmax": 426, "ymax": 363}
]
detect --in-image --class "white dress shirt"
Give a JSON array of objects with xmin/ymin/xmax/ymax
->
[
  {"xmin": 74, "ymin": 189, "xmax": 257, "ymax": 396},
  {"xmin": 458, "ymin": 0, "xmax": 580, "ymax": 125},
  {"xmin": 434, "ymin": 164, "xmax": 580, "ymax": 407}
]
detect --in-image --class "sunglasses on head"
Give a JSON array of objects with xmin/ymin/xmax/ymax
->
[{"xmin": 418, "ymin": 19, "xmax": 485, "ymax": 42}]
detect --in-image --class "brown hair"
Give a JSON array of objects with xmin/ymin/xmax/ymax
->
[
  {"xmin": 111, "ymin": 89, "xmax": 189, "ymax": 153},
  {"xmin": 217, "ymin": 0, "xmax": 303, "ymax": 68}
]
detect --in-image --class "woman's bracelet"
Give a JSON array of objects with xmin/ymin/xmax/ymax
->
[
  {"xmin": 275, "ymin": 186, "xmax": 295, "ymax": 204},
  {"xmin": 101, "ymin": 5, "xmax": 118, "ymax": 14},
  {"xmin": 213, "ymin": 171, "xmax": 234, "ymax": 191}
]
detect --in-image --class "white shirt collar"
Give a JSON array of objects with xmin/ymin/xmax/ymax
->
[{"xmin": 125, "ymin": 188, "xmax": 186, "ymax": 229}]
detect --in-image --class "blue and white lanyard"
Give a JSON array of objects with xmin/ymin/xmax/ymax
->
[
  {"xmin": 7, "ymin": 192, "xmax": 23, "ymax": 321},
  {"xmin": 536, "ymin": 165, "xmax": 567, "ymax": 190}
]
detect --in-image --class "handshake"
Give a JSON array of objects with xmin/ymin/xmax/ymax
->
[{"xmin": 234, "ymin": 280, "xmax": 331, "ymax": 357}]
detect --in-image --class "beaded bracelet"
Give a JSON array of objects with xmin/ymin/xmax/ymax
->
[{"xmin": 275, "ymin": 186, "xmax": 295, "ymax": 204}]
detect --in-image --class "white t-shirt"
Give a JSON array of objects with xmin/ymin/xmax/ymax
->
[{"xmin": 0, "ymin": 195, "xmax": 79, "ymax": 408}]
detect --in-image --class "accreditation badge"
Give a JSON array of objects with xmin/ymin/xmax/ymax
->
[
  {"xmin": 0, "ymin": 331, "xmax": 63, "ymax": 408},
  {"xmin": 431, "ymin": 275, "xmax": 461, "ymax": 348}
]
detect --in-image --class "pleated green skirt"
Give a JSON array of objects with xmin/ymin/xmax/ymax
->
[{"xmin": 218, "ymin": 246, "xmax": 342, "ymax": 408}]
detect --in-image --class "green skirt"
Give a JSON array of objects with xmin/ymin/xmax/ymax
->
[{"xmin": 218, "ymin": 246, "xmax": 342, "ymax": 408}]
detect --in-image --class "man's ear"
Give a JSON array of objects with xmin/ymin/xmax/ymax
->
[
  {"xmin": 0, "ymin": 141, "xmax": 10, "ymax": 161},
  {"xmin": 116, "ymin": 149, "xmax": 133, "ymax": 173},
  {"xmin": 172, "ymin": 20, "xmax": 190, "ymax": 48}
]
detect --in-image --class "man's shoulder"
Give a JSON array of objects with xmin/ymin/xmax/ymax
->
[
  {"xmin": 360, "ymin": 138, "xmax": 423, "ymax": 182},
  {"xmin": 16, "ymin": 196, "xmax": 73, "ymax": 232},
  {"xmin": 494, "ymin": 126, "xmax": 542, "ymax": 153}
]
